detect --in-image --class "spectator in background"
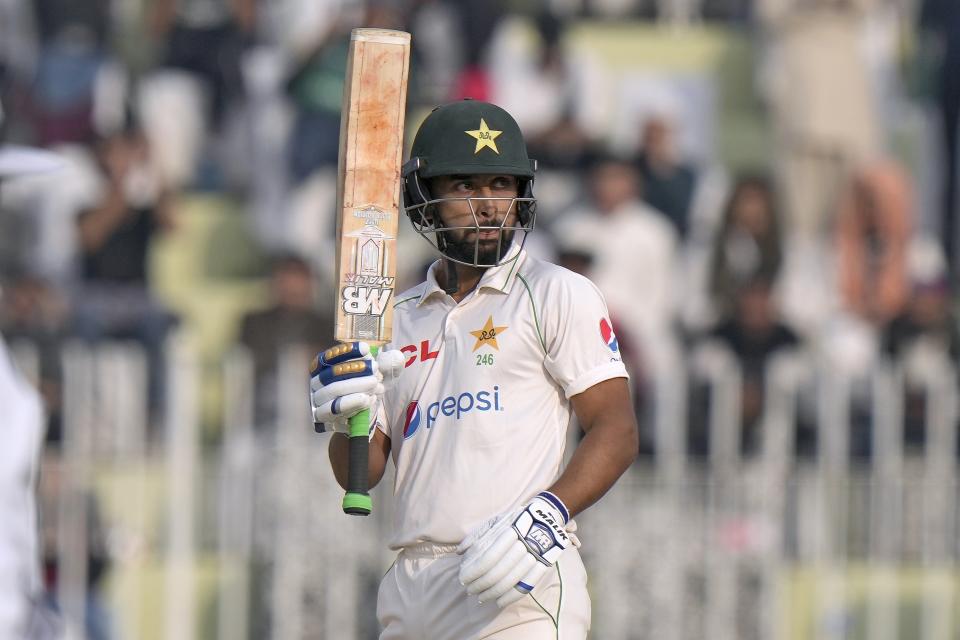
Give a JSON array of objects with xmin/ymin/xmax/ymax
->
[
  {"xmin": 239, "ymin": 253, "xmax": 332, "ymax": 426},
  {"xmin": 150, "ymin": 0, "xmax": 255, "ymax": 133},
  {"xmin": 835, "ymin": 160, "xmax": 912, "ymax": 328},
  {"xmin": 407, "ymin": 0, "xmax": 465, "ymax": 107},
  {"xmin": 285, "ymin": 3, "xmax": 403, "ymax": 184},
  {"xmin": 490, "ymin": 9, "xmax": 602, "ymax": 173},
  {"xmin": 918, "ymin": 0, "xmax": 960, "ymax": 281},
  {"xmin": 635, "ymin": 114, "xmax": 698, "ymax": 239},
  {"xmin": 708, "ymin": 174, "xmax": 783, "ymax": 320},
  {"xmin": 73, "ymin": 125, "xmax": 177, "ymax": 419},
  {"xmin": 882, "ymin": 239, "xmax": 959, "ymax": 449},
  {"xmin": 29, "ymin": 0, "xmax": 113, "ymax": 145},
  {"xmin": 703, "ymin": 276, "xmax": 800, "ymax": 455},
  {"xmin": 756, "ymin": 0, "xmax": 880, "ymax": 241},
  {"xmin": 449, "ymin": 0, "xmax": 506, "ymax": 101},
  {"xmin": 489, "ymin": 10, "xmax": 569, "ymax": 143},
  {"xmin": 37, "ymin": 468, "xmax": 113, "ymax": 640},
  {"xmin": 804, "ymin": 160, "xmax": 913, "ymax": 456},
  {"xmin": 0, "ymin": 273, "xmax": 70, "ymax": 443},
  {"xmin": 555, "ymin": 244, "xmax": 650, "ymax": 450},
  {"xmin": 490, "ymin": 10, "xmax": 598, "ymax": 215},
  {"xmin": 284, "ymin": 22, "xmax": 350, "ymax": 184},
  {"xmin": 553, "ymin": 151, "xmax": 679, "ymax": 385}
]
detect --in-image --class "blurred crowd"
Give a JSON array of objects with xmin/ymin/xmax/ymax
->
[
  {"xmin": 3, "ymin": 0, "xmax": 960, "ymax": 448},
  {"xmin": 1, "ymin": 0, "xmax": 960, "ymax": 635}
]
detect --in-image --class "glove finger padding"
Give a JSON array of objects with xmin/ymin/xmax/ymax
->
[
  {"xmin": 457, "ymin": 512, "xmax": 508, "ymax": 556},
  {"xmin": 310, "ymin": 357, "xmax": 382, "ymax": 394},
  {"xmin": 310, "ymin": 341, "xmax": 387, "ymax": 435},
  {"xmin": 459, "ymin": 518, "xmax": 518, "ymax": 587},
  {"xmin": 497, "ymin": 562, "xmax": 549, "ymax": 608},
  {"xmin": 312, "ymin": 392, "xmax": 376, "ymax": 426},
  {"xmin": 476, "ymin": 550, "xmax": 537, "ymax": 604},
  {"xmin": 465, "ymin": 537, "xmax": 527, "ymax": 596},
  {"xmin": 311, "ymin": 374, "xmax": 383, "ymax": 406}
]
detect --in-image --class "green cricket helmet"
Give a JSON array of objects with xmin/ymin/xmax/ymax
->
[{"xmin": 402, "ymin": 99, "xmax": 538, "ymax": 268}]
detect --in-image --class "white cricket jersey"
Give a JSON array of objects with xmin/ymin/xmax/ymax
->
[{"xmin": 378, "ymin": 246, "xmax": 628, "ymax": 549}]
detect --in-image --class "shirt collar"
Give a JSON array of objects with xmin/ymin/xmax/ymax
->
[{"xmin": 417, "ymin": 243, "xmax": 527, "ymax": 306}]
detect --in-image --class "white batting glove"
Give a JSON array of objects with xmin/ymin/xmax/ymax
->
[
  {"xmin": 310, "ymin": 342, "xmax": 404, "ymax": 438},
  {"xmin": 457, "ymin": 491, "xmax": 575, "ymax": 608}
]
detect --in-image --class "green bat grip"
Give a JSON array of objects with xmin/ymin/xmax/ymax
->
[{"xmin": 342, "ymin": 345, "xmax": 378, "ymax": 516}]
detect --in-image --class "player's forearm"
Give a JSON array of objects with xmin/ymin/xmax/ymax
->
[
  {"xmin": 328, "ymin": 433, "xmax": 388, "ymax": 490},
  {"xmin": 548, "ymin": 411, "xmax": 638, "ymax": 519}
]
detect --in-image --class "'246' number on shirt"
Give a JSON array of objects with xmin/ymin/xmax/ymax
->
[{"xmin": 476, "ymin": 353, "xmax": 494, "ymax": 366}]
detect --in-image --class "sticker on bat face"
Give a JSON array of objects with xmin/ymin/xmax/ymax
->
[
  {"xmin": 341, "ymin": 280, "xmax": 394, "ymax": 316},
  {"xmin": 340, "ymin": 209, "xmax": 397, "ymax": 318},
  {"xmin": 352, "ymin": 205, "xmax": 394, "ymax": 224}
]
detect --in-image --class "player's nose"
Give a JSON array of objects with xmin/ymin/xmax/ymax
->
[{"xmin": 474, "ymin": 187, "xmax": 504, "ymax": 219}]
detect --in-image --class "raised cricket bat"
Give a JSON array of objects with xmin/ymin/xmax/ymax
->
[{"xmin": 333, "ymin": 28, "xmax": 410, "ymax": 516}]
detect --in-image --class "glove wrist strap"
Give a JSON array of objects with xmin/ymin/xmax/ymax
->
[{"xmin": 537, "ymin": 490, "xmax": 570, "ymax": 524}]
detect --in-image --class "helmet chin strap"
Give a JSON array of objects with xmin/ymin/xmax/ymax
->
[
  {"xmin": 430, "ymin": 208, "xmax": 460, "ymax": 295},
  {"xmin": 442, "ymin": 258, "xmax": 459, "ymax": 295}
]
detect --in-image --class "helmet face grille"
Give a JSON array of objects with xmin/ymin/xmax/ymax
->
[{"xmin": 406, "ymin": 196, "xmax": 537, "ymax": 268}]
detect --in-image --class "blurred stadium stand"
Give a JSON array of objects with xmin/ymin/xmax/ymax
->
[{"xmin": 2, "ymin": 0, "xmax": 959, "ymax": 638}]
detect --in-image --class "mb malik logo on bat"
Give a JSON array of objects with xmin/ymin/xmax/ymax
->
[
  {"xmin": 341, "ymin": 274, "xmax": 395, "ymax": 315},
  {"xmin": 340, "ymin": 209, "xmax": 396, "ymax": 317}
]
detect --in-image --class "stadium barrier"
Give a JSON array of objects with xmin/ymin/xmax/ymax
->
[{"xmin": 11, "ymin": 337, "xmax": 958, "ymax": 640}]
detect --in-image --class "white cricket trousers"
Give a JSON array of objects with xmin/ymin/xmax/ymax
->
[{"xmin": 377, "ymin": 542, "xmax": 590, "ymax": 640}]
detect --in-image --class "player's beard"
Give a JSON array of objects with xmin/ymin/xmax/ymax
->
[{"xmin": 441, "ymin": 227, "xmax": 516, "ymax": 266}]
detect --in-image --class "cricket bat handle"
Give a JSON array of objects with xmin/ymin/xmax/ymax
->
[{"xmin": 342, "ymin": 345, "xmax": 378, "ymax": 516}]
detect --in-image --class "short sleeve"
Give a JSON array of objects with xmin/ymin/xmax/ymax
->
[
  {"xmin": 540, "ymin": 271, "xmax": 629, "ymax": 398},
  {"xmin": 372, "ymin": 399, "xmax": 390, "ymax": 438}
]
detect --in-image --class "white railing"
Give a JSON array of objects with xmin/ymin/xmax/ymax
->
[{"xmin": 11, "ymin": 336, "xmax": 960, "ymax": 640}]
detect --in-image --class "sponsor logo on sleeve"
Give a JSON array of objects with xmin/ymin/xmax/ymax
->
[{"xmin": 600, "ymin": 318, "xmax": 619, "ymax": 353}]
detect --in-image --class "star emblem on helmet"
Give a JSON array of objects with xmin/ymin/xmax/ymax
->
[{"xmin": 464, "ymin": 118, "xmax": 502, "ymax": 155}]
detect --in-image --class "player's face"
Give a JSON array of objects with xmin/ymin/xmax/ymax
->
[{"xmin": 429, "ymin": 174, "xmax": 520, "ymax": 265}]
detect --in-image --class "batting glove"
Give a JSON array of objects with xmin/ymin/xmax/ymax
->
[
  {"xmin": 310, "ymin": 342, "xmax": 405, "ymax": 438},
  {"xmin": 457, "ymin": 491, "xmax": 575, "ymax": 608}
]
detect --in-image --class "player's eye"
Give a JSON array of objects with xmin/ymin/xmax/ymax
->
[
  {"xmin": 491, "ymin": 176, "xmax": 517, "ymax": 191},
  {"xmin": 454, "ymin": 181, "xmax": 474, "ymax": 192}
]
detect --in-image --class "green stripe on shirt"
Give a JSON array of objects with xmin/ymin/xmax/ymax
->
[{"xmin": 516, "ymin": 273, "xmax": 546, "ymax": 354}]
